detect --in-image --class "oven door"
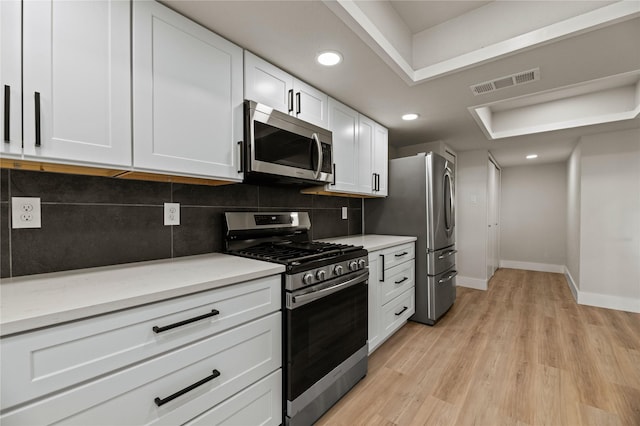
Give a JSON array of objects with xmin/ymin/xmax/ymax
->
[
  {"xmin": 286, "ymin": 270, "xmax": 368, "ymax": 403},
  {"xmin": 246, "ymin": 101, "xmax": 333, "ymax": 183}
]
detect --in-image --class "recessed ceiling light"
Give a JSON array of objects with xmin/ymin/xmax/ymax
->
[
  {"xmin": 402, "ymin": 113, "xmax": 419, "ymax": 121},
  {"xmin": 316, "ymin": 51, "xmax": 342, "ymax": 66},
  {"xmin": 526, "ymin": 154, "xmax": 538, "ymax": 159}
]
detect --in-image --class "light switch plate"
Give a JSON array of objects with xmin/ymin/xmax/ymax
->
[
  {"xmin": 12, "ymin": 197, "xmax": 42, "ymax": 229},
  {"xmin": 164, "ymin": 203, "xmax": 180, "ymax": 226},
  {"xmin": 342, "ymin": 206, "xmax": 348, "ymax": 220}
]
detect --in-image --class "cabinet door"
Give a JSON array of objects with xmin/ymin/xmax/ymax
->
[
  {"xmin": 358, "ymin": 115, "xmax": 375, "ymax": 194},
  {"xmin": 367, "ymin": 256, "xmax": 381, "ymax": 354},
  {"xmin": 244, "ymin": 51, "xmax": 293, "ymax": 115},
  {"xmin": 293, "ymin": 79, "xmax": 328, "ymax": 128},
  {"xmin": 22, "ymin": 0, "xmax": 131, "ymax": 166},
  {"xmin": 327, "ymin": 98, "xmax": 359, "ymax": 193},
  {"xmin": 133, "ymin": 1, "xmax": 243, "ymax": 180},
  {"xmin": 0, "ymin": 0, "xmax": 22, "ymax": 157},
  {"xmin": 373, "ymin": 123, "xmax": 388, "ymax": 196}
]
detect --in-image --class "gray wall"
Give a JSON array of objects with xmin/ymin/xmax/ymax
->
[
  {"xmin": 578, "ymin": 128, "xmax": 640, "ymax": 302},
  {"xmin": 0, "ymin": 170, "xmax": 363, "ymax": 278},
  {"xmin": 456, "ymin": 149, "xmax": 489, "ymax": 284},
  {"xmin": 500, "ymin": 162, "xmax": 567, "ymax": 267},
  {"xmin": 566, "ymin": 144, "xmax": 581, "ymax": 288}
]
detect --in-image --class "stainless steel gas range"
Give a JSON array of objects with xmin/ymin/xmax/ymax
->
[{"xmin": 225, "ymin": 212, "xmax": 368, "ymax": 425}]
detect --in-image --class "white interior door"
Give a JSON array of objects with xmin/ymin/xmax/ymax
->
[
  {"xmin": 487, "ymin": 159, "xmax": 500, "ymax": 278},
  {"xmin": 22, "ymin": 0, "xmax": 131, "ymax": 166}
]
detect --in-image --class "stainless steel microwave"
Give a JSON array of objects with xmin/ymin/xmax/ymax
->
[{"xmin": 243, "ymin": 100, "xmax": 333, "ymax": 185}]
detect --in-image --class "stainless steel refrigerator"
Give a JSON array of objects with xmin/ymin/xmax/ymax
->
[{"xmin": 365, "ymin": 152, "xmax": 457, "ymax": 325}]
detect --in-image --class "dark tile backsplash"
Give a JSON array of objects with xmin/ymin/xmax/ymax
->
[{"xmin": 0, "ymin": 170, "xmax": 363, "ymax": 278}]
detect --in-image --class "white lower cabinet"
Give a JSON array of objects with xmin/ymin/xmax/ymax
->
[
  {"xmin": 0, "ymin": 276, "xmax": 282, "ymax": 425},
  {"xmin": 185, "ymin": 370, "xmax": 282, "ymax": 426},
  {"xmin": 368, "ymin": 242, "xmax": 416, "ymax": 354}
]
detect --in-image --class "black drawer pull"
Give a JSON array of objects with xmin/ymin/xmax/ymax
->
[
  {"xmin": 380, "ymin": 254, "xmax": 385, "ymax": 282},
  {"xmin": 394, "ymin": 252, "xmax": 408, "ymax": 257},
  {"xmin": 395, "ymin": 306, "xmax": 408, "ymax": 316},
  {"xmin": 34, "ymin": 92, "xmax": 41, "ymax": 147},
  {"xmin": 154, "ymin": 369, "xmax": 220, "ymax": 407},
  {"xmin": 4, "ymin": 85, "xmax": 9, "ymax": 142},
  {"xmin": 152, "ymin": 309, "xmax": 219, "ymax": 333},
  {"xmin": 394, "ymin": 277, "xmax": 408, "ymax": 284}
]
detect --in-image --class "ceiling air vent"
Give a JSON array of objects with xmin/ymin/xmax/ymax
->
[{"xmin": 471, "ymin": 68, "xmax": 540, "ymax": 96}]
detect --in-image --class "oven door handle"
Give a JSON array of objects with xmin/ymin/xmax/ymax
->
[{"xmin": 291, "ymin": 272, "xmax": 367, "ymax": 308}]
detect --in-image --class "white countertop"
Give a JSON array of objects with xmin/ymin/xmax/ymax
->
[
  {"xmin": 321, "ymin": 234, "xmax": 417, "ymax": 252},
  {"xmin": 0, "ymin": 254, "xmax": 285, "ymax": 337}
]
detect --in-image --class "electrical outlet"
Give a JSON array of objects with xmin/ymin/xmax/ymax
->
[
  {"xmin": 12, "ymin": 197, "xmax": 42, "ymax": 229},
  {"xmin": 164, "ymin": 203, "xmax": 180, "ymax": 226},
  {"xmin": 342, "ymin": 206, "xmax": 348, "ymax": 220}
]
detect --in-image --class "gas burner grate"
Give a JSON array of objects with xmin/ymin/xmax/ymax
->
[{"xmin": 233, "ymin": 241, "xmax": 363, "ymax": 265}]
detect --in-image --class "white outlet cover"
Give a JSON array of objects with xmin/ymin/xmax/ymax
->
[
  {"xmin": 12, "ymin": 197, "xmax": 42, "ymax": 229},
  {"xmin": 164, "ymin": 202, "xmax": 180, "ymax": 226},
  {"xmin": 342, "ymin": 206, "xmax": 348, "ymax": 220}
]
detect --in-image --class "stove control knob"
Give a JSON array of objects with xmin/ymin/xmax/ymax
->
[
  {"xmin": 333, "ymin": 265, "xmax": 344, "ymax": 276},
  {"xmin": 303, "ymin": 273, "xmax": 314, "ymax": 285},
  {"xmin": 358, "ymin": 259, "xmax": 366, "ymax": 269},
  {"xmin": 348, "ymin": 261, "xmax": 358, "ymax": 271},
  {"xmin": 316, "ymin": 270, "xmax": 326, "ymax": 280}
]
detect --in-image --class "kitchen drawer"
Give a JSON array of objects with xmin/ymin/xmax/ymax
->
[
  {"xmin": 1, "ymin": 313, "xmax": 282, "ymax": 426},
  {"xmin": 380, "ymin": 261, "xmax": 415, "ymax": 305},
  {"xmin": 185, "ymin": 369, "xmax": 282, "ymax": 426},
  {"xmin": 0, "ymin": 275, "xmax": 281, "ymax": 410},
  {"xmin": 381, "ymin": 288, "xmax": 415, "ymax": 340},
  {"xmin": 381, "ymin": 243, "xmax": 415, "ymax": 270}
]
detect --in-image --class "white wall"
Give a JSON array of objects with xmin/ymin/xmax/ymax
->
[
  {"xmin": 456, "ymin": 149, "xmax": 489, "ymax": 289},
  {"xmin": 577, "ymin": 128, "xmax": 640, "ymax": 312},
  {"xmin": 566, "ymin": 144, "xmax": 582, "ymax": 294},
  {"xmin": 500, "ymin": 162, "xmax": 567, "ymax": 270}
]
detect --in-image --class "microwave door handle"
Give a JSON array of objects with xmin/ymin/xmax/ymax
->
[{"xmin": 312, "ymin": 132, "xmax": 322, "ymax": 179}]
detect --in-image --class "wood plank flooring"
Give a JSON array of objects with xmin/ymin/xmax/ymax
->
[{"xmin": 316, "ymin": 268, "xmax": 640, "ymax": 426}]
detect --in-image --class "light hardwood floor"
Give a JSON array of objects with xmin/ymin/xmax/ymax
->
[{"xmin": 316, "ymin": 268, "xmax": 640, "ymax": 426}]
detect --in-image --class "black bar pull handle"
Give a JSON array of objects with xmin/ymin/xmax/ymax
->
[
  {"xmin": 34, "ymin": 92, "xmax": 41, "ymax": 147},
  {"xmin": 154, "ymin": 369, "xmax": 220, "ymax": 407},
  {"xmin": 394, "ymin": 277, "xmax": 408, "ymax": 285},
  {"xmin": 152, "ymin": 309, "xmax": 219, "ymax": 333},
  {"xmin": 332, "ymin": 163, "xmax": 336, "ymax": 185},
  {"xmin": 395, "ymin": 306, "xmax": 408, "ymax": 316},
  {"xmin": 288, "ymin": 89, "xmax": 294, "ymax": 113},
  {"xmin": 4, "ymin": 85, "xmax": 9, "ymax": 142},
  {"xmin": 376, "ymin": 173, "xmax": 380, "ymax": 191},
  {"xmin": 380, "ymin": 254, "xmax": 385, "ymax": 282},
  {"xmin": 296, "ymin": 92, "xmax": 301, "ymax": 114},
  {"xmin": 394, "ymin": 251, "xmax": 408, "ymax": 258},
  {"xmin": 237, "ymin": 141, "xmax": 243, "ymax": 173}
]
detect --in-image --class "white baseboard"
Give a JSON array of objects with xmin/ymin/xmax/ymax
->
[
  {"xmin": 499, "ymin": 260, "xmax": 565, "ymax": 274},
  {"xmin": 456, "ymin": 276, "xmax": 488, "ymax": 291},
  {"xmin": 578, "ymin": 291, "xmax": 640, "ymax": 313},
  {"xmin": 563, "ymin": 267, "xmax": 579, "ymax": 302}
]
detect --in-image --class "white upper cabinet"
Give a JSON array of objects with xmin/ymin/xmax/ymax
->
[
  {"xmin": 245, "ymin": 52, "xmax": 328, "ymax": 129},
  {"xmin": 373, "ymin": 123, "xmax": 388, "ymax": 196},
  {"xmin": 133, "ymin": 1, "xmax": 243, "ymax": 180},
  {"xmin": 358, "ymin": 114, "xmax": 375, "ymax": 194},
  {"xmin": 327, "ymin": 98, "xmax": 359, "ymax": 193},
  {"xmin": 0, "ymin": 0, "xmax": 22, "ymax": 158},
  {"xmin": 326, "ymin": 97, "xmax": 388, "ymax": 197},
  {"xmin": 22, "ymin": 0, "xmax": 131, "ymax": 167}
]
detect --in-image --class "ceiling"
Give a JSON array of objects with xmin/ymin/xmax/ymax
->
[{"xmin": 162, "ymin": 0, "xmax": 640, "ymax": 167}]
